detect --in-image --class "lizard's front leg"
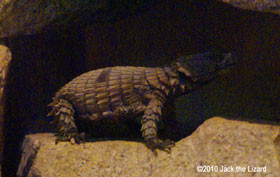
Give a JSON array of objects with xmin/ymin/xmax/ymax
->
[{"xmin": 141, "ymin": 97, "xmax": 174, "ymax": 150}]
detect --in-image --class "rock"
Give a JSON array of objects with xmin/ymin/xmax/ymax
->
[
  {"xmin": 219, "ymin": 0, "xmax": 280, "ymax": 15},
  {"xmin": 0, "ymin": 45, "xmax": 11, "ymax": 87},
  {"xmin": 17, "ymin": 117, "xmax": 280, "ymax": 177},
  {"xmin": 0, "ymin": 0, "xmax": 107, "ymax": 37},
  {"xmin": 0, "ymin": 45, "xmax": 11, "ymax": 162},
  {"xmin": 0, "ymin": 0, "xmax": 160, "ymax": 38}
]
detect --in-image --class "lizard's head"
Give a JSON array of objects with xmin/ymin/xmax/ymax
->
[{"xmin": 173, "ymin": 52, "xmax": 237, "ymax": 93}]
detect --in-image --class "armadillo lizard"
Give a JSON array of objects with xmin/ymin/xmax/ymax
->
[{"xmin": 48, "ymin": 52, "xmax": 236, "ymax": 150}]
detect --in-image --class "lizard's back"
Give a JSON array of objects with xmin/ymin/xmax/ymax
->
[{"xmin": 52, "ymin": 66, "xmax": 170, "ymax": 122}]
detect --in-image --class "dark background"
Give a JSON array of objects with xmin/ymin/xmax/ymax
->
[{"xmin": 2, "ymin": 0, "xmax": 280, "ymax": 175}]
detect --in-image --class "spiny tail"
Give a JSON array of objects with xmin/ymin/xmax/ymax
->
[{"xmin": 47, "ymin": 98, "xmax": 77, "ymax": 134}]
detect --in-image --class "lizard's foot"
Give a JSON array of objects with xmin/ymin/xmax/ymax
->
[
  {"xmin": 55, "ymin": 132, "xmax": 86, "ymax": 144},
  {"xmin": 145, "ymin": 138, "xmax": 175, "ymax": 152}
]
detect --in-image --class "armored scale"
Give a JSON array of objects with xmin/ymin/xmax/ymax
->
[{"xmin": 48, "ymin": 52, "xmax": 236, "ymax": 150}]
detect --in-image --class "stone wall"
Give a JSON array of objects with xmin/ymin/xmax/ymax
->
[
  {"xmin": 0, "ymin": 45, "xmax": 11, "ymax": 163},
  {"xmin": 16, "ymin": 117, "xmax": 280, "ymax": 177},
  {"xmin": 219, "ymin": 0, "xmax": 280, "ymax": 14}
]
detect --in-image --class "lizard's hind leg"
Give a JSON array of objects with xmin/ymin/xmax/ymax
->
[{"xmin": 48, "ymin": 98, "xmax": 85, "ymax": 144}]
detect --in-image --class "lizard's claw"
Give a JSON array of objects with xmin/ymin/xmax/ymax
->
[
  {"xmin": 145, "ymin": 138, "xmax": 175, "ymax": 153},
  {"xmin": 55, "ymin": 132, "xmax": 86, "ymax": 144}
]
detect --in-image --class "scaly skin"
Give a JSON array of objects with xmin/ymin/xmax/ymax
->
[{"xmin": 48, "ymin": 52, "xmax": 236, "ymax": 150}]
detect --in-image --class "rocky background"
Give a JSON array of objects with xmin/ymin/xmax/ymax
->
[
  {"xmin": 0, "ymin": 0, "xmax": 279, "ymax": 176},
  {"xmin": 220, "ymin": 0, "xmax": 280, "ymax": 14},
  {"xmin": 0, "ymin": 45, "xmax": 11, "ymax": 165},
  {"xmin": 17, "ymin": 118, "xmax": 280, "ymax": 177}
]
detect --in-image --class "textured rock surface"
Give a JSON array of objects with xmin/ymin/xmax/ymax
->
[
  {"xmin": 0, "ymin": 0, "xmax": 160, "ymax": 38},
  {"xmin": 0, "ymin": 0, "xmax": 106, "ymax": 37},
  {"xmin": 1, "ymin": 0, "xmax": 279, "ymax": 38},
  {"xmin": 17, "ymin": 117, "xmax": 280, "ymax": 177},
  {"xmin": 0, "ymin": 45, "xmax": 11, "ymax": 162},
  {"xmin": 219, "ymin": 0, "xmax": 280, "ymax": 14}
]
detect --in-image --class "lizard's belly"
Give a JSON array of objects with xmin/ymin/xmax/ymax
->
[{"xmin": 76, "ymin": 102, "xmax": 147, "ymax": 122}]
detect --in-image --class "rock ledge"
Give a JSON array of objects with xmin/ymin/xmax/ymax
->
[{"xmin": 17, "ymin": 117, "xmax": 280, "ymax": 177}]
